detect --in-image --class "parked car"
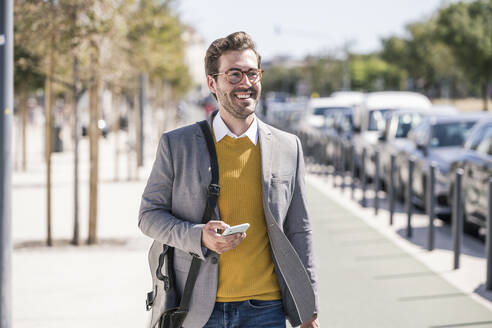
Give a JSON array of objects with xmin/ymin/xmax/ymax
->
[
  {"xmin": 456, "ymin": 116, "xmax": 492, "ymax": 235},
  {"xmin": 352, "ymin": 91, "xmax": 432, "ymax": 179},
  {"xmin": 378, "ymin": 106, "xmax": 459, "ymax": 192},
  {"xmin": 323, "ymin": 109, "xmax": 354, "ymax": 167},
  {"xmin": 297, "ymin": 97, "xmax": 359, "ymax": 164},
  {"xmin": 397, "ymin": 114, "xmax": 482, "ymax": 214},
  {"xmin": 378, "ymin": 111, "xmax": 425, "ymax": 191},
  {"xmin": 304, "ymin": 97, "xmax": 352, "ymax": 130}
]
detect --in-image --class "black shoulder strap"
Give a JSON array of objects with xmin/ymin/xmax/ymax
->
[
  {"xmin": 176, "ymin": 119, "xmax": 220, "ymax": 313},
  {"xmin": 197, "ymin": 119, "xmax": 220, "ymax": 224}
]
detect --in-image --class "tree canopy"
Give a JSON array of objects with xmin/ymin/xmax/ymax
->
[
  {"xmin": 14, "ymin": 0, "xmax": 192, "ymax": 101},
  {"xmin": 437, "ymin": 0, "xmax": 492, "ymax": 109}
]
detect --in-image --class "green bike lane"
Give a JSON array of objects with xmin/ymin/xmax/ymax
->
[{"xmin": 306, "ymin": 178, "xmax": 492, "ymax": 328}]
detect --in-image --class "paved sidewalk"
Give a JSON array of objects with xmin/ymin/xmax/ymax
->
[{"xmin": 308, "ymin": 173, "xmax": 492, "ymax": 327}]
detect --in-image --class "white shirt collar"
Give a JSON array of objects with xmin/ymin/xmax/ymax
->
[{"xmin": 213, "ymin": 111, "xmax": 258, "ymax": 145}]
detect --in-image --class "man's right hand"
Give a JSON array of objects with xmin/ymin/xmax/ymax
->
[{"xmin": 201, "ymin": 220, "xmax": 246, "ymax": 254}]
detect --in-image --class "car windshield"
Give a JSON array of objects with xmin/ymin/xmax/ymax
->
[
  {"xmin": 430, "ymin": 121, "xmax": 476, "ymax": 147},
  {"xmin": 313, "ymin": 107, "xmax": 350, "ymax": 116},
  {"xmin": 368, "ymin": 109, "xmax": 391, "ymax": 131},
  {"xmin": 395, "ymin": 113, "xmax": 421, "ymax": 138}
]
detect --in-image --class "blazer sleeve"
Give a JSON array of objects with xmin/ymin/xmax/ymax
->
[
  {"xmin": 283, "ymin": 136, "xmax": 319, "ymax": 314},
  {"xmin": 138, "ymin": 133, "xmax": 206, "ymax": 261}
]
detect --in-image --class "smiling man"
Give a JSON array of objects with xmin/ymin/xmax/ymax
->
[{"xmin": 139, "ymin": 31, "xmax": 319, "ymax": 328}]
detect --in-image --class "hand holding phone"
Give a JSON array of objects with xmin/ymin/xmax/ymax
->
[
  {"xmin": 202, "ymin": 221, "xmax": 247, "ymax": 254},
  {"xmin": 222, "ymin": 223, "xmax": 250, "ymax": 236}
]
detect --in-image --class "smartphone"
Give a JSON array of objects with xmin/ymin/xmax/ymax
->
[{"xmin": 222, "ymin": 223, "xmax": 250, "ymax": 236}]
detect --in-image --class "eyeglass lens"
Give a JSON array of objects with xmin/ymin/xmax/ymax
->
[{"xmin": 226, "ymin": 69, "xmax": 261, "ymax": 84}]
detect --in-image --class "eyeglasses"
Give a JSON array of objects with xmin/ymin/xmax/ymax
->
[{"xmin": 213, "ymin": 68, "xmax": 263, "ymax": 85}]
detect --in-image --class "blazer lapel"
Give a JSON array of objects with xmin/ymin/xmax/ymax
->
[
  {"xmin": 258, "ymin": 120, "xmax": 277, "ymax": 225},
  {"xmin": 258, "ymin": 121, "xmax": 315, "ymax": 323}
]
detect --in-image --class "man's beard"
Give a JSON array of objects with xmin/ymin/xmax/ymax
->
[{"xmin": 217, "ymin": 87, "xmax": 259, "ymax": 120}]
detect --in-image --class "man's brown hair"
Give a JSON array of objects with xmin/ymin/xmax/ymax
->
[{"xmin": 204, "ymin": 31, "xmax": 261, "ymax": 79}]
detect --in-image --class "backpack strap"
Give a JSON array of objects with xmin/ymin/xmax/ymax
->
[
  {"xmin": 176, "ymin": 119, "xmax": 220, "ymax": 313},
  {"xmin": 197, "ymin": 119, "xmax": 220, "ymax": 223}
]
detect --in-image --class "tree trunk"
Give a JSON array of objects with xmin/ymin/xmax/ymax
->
[
  {"xmin": 88, "ymin": 44, "xmax": 100, "ymax": 245},
  {"xmin": 71, "ymin": 54, "xmax": 80, "ymax": 246},
  {"xmin": 133, "ymin": 92, "xmax": 139, "ymax": 180},
  {"xmin": 137, "ymin": 73, "xmax": 146, "ymax": 167},
  {"xmin": 482, "ymin": 81, "xmax": 489, "ymax": 112},
  {"xmin": 113, "ymin": 91, "xmax": 120, "ymax": 182},
  {"xmin": 126, "ymin": 95, "xmax": 134, "ymax": 182},
  {"xmin": 20, "ymin": 90, "xmax": 27, "ymax": 172},
  {"xmin": 45, "ymin": 44, "xmax": 54, "ymax": 247}
]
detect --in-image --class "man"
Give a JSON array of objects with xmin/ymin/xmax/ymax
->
[{"xmin": 139, "ymin": 31, "xmax": 319, "ymax": 328}]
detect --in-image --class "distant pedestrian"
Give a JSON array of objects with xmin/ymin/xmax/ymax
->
[{"xmin": 139, "ymin": 31, "xmax": 319, "ymax": 328}]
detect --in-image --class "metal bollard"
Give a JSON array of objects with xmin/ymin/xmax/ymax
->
[
  {"xmin": 361, "ymin": 148, "xmax": 367, "ymax": 207},
  {"xmin": 351, "ymin": 145, "xmax": 356, "ymax": 200},
  {"xmin": 389, "ymin": 154, "xmax": 396, "ymax": 226},
  {"xmin": 332, "ymin": 139, "xmax": 338, "ymax": 188},
  {"xmin": 341, "ymin": 141, "xmax": 346, "ymax": 192},
  {"xmin": 324, "ymin": 138, "xmax": 330, "ymax": 176},
  {"xmin": 315, "ymin": 136, "xmax": 320, "ymax": 166},
  {"xmin": 427, "ymin": 163, "xmax": 436, "ymax": 251},
  {"xmin": 313, "ymin": 136, "xmax": 319, "ymax": 166},
  {"xmin": 486, "ymin": 177, "xmax": 492, "ymax": 290},
  {"xmin": 406, "ymin": 158, "xmax": 414, "ymax": 238},
  {"xmin": 374, "ymin": 150, "xmax": 380, "ymax": 216},
  {"xmin": 452, "ymin": 168, "xmax": 463, "ymax": 270},
  {"xmin": 330, "ymin": 138, "xmax": 336, "ymax": 168}
]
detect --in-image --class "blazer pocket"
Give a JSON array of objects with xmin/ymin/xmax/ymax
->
[{"xmin": 269, "ymin": 177, "xmax": 293, "ymax": 221}]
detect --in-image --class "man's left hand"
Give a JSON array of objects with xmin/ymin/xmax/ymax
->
[{"xmin": 300, "ymin": 315, "xmax": 319, "ymax": 328}]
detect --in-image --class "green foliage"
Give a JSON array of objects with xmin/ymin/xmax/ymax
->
[
  {"xmin": 380, "ymin": 15, "xmax": 475, "ymax": 97},
  {"xmin": 350, "ymin": 54, "xmax": 404, "ymax": 91},
  {"xmin": 437, "ymin": 0, "xmax": 492, "ymax": 83},
  {"xmin": 261, "ymin": 65, "xmax": 303, "ymax": 95},
  {"xmin": 14, "ymin": 0, "xmax": 192, "ymax": 102},
  {"xmin": 122, "ymin": 0, "xmax": 192, "ymax": 97},
  {"xmin": 306, "ymin": 56, "xmax": 345, "ymax": 96},
  {"xmin": 262, "ymin": 56, "xmax": 348, "ymax": 97},
  {"xmin": 13, "ymin": 39, "xmax": 45, "ymax": 94}
]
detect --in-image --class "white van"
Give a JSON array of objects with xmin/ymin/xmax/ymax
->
[{"xmin": 352, "ymin": 91, "xmax": 432, "ymax": 179}]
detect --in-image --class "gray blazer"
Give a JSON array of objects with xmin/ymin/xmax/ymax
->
[{"xmin": 139, "ymin": 114, "xmax": 318, "ymax": 328}]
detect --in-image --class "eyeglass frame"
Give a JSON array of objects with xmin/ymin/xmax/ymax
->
[{"xmin": 212, "ymin": 68, "xmax": 263, "ymax": 85}]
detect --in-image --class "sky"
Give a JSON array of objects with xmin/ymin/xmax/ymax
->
[{"xmin": 177, "ymin": 0, "xmax": 454, "ymax": 61}]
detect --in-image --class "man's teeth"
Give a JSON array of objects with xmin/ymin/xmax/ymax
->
[{"xmin": 235, "ymin": 93, "xmax": 251, "ymax": 99}]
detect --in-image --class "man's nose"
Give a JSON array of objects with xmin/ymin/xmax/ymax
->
[{"xmin": 238, "ymin": 73, "xmax": 253, "ymax": 87}]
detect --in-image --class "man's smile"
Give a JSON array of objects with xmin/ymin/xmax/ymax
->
[
  {"xmin": 233, "ymin": 88, "xmax": 256, "ymax": 101},
  {"xmin": 235, "ymin": 92, "xmax": 252, "ymax": 99}
]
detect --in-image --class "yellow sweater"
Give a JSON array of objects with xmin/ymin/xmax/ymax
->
[{"xmin": 214, "ymin": 135, "xmax": 281, "ymax": 302}]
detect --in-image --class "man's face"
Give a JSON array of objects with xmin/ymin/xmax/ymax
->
[{"xmin": 207, "ymin": 49, "xmax": 261, "ymax": 120}]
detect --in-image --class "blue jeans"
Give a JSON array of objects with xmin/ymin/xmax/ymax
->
[{"xmin": 203, "ymin": 299, "xmax": 286, "ymax": 328}]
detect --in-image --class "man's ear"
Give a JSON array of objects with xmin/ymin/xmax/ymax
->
[{"xmin": 207, "ymin": 75, "xmax": 217, "ymax": 94}]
